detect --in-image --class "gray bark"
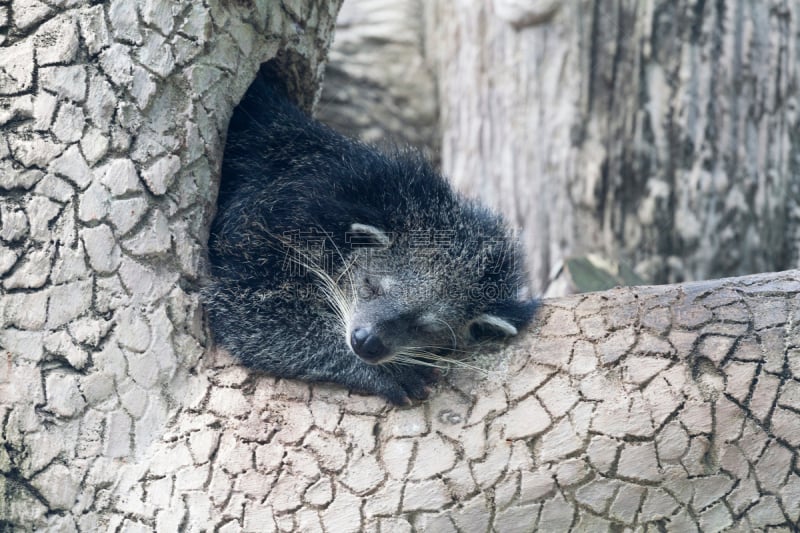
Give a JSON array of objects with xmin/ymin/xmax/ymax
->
[
  {"xmin": 427, "ymin": 0, "xmax": 800, "ymax": 292},
  {"xmin": 0, "ymin": 1, "xmax": 342, "ymax": 529},
  {"xmin": 316, "ymin": 0, "xmax": 440, "ymax": 163},
  {"xmin": 2, "ymin": 0, "xmax": 800, "ymax": 531}
]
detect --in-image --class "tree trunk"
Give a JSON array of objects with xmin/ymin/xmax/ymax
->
[
  {"xmin": 427, "ymin": 0, "xmax": 800, "ymax": 292},
  {"xmin": 3, "ymin": 1, "xmax": 800, "ymax": 531},
  {"xmin": 0, "ymin": 1, "xmax": 341, "ymax": 529},
  {"xmin": 316, "ymin": 0, "xmax": 440, "ymax": 164}
]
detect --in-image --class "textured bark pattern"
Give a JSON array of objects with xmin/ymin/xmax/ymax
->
[
  {"xmin": 429, "ymin": 0, "xmax": 800, "ymax": 292},
  {"xmin": 316, "ymin": 0, "xmax": 440, "ymax": 162},
  {"xmin": 12, "ymin": 270, "xmax": 800, "ymax": 531},
  {"xmin": 0, "ymin": 1, "xmax": 341, "ymax": 529},
  {"xmin": 145, "ymin": 271, "xmax": 800, "ymax": 530}
]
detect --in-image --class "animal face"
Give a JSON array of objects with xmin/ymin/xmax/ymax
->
[{"xmin": 331, "ymin": 223, "xmax": 536, "ymax": 366}]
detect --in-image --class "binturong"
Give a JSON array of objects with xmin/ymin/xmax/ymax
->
[{"xmin": 202, "ymin": 67, "xmax": 539, "ymax": 405}]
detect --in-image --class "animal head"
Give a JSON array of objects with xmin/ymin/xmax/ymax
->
[{"xmin": 333, "ymin": 221, "xmax": 538, "ymax": 366}]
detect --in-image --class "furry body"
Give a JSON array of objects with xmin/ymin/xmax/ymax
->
[{"xmin": 203, "ymin": 72, "xmax": 537, "ymax": 404}]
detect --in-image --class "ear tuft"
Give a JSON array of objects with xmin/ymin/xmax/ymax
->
[
  {"xmin": 469, "ymin": 314, "xmax": 519, "ymax": 341},
  {"xmin": 469, "ymin": 299, "xmax": 539, "ymax": 341},
  {"xmin": 350, "ymin": 223, "xmax": 392, "ymax": 248}
]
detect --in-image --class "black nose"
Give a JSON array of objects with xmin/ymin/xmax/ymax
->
[{"xmin": 350, "ymin": 328, "xmax": 390, "ymax": 361}]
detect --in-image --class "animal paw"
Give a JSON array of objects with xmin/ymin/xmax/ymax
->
[{"xmin": 380, "ymin": 365, "xmax": 441, "ymax": 405}]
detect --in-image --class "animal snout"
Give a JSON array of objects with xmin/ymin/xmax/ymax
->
[{"xmin": 350, "ymin": 328, "xmax": 390, "ymax": 362}]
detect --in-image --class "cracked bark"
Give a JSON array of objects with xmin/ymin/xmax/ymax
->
[
  {"xmin": 2, "ymin": 1, "xmax": 800, "ymax": 532},
  {"xmin": 0, "ymin": 0, "xmax": 344, "ymax": 529}
]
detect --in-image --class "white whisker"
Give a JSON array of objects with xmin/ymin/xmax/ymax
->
[{"xmin": 393, "ymin": 347, "xmax": 489, "ymax": 375}]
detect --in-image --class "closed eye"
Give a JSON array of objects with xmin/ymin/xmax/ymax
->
[
  {"xmin": 360, "ymin": 276, "xmax": 381, "ymax": 299},
  {"xmin": 414, "ymin": 312, "xmax": 443, "ymax": 333}
]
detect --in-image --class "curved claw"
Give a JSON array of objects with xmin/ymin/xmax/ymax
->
[{"xmin": 349, "ymin": 359, "xmax": 444, "ymax": 405}]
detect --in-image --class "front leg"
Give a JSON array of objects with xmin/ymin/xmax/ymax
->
[{"xmin": 298, "ymin": 350, "xmax": 441, "ymax": 405}]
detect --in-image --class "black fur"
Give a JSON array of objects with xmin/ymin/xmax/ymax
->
[{"xmin": 203, "ymin": 70, "xmax": 538, "ymax": 404}]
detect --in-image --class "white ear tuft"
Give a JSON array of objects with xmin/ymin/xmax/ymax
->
[
  {"xmin": 350, "ymin": 223, "xmax": 392, "ymax": 247},
  {"xmin": 470, "ymin": 314, "xmax": 518, "ymax": 338}
]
